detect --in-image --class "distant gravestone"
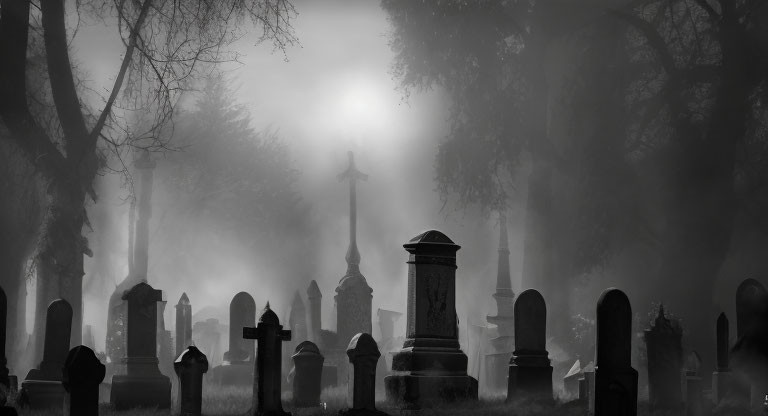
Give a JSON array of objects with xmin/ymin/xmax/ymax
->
[
  {"xmin": 712, "ymin": 312, "xmax": 733, "ymax": 404},
  {"xmin": 643, "ymin": 305, "xmax": 683, "ymax": 411},
  {"xmin": 215, "ymin": 292, "xmax": 255, "ymax": 386},
  {"xmin": 307, "ymin": 281, "xmax": 322, "ymax": 345},
  {"xmin": 593, "ymin": 288, "xmax": 637, "ymax": 416},
  {"xmin": 243, "ymin": 302, "xmax": 291, "ymax": 416},
  {"xmin": 579, "ymin": 361, "xmax": 595, "ymax": 406},
  {"xmin": 176, "ymin": 293, "xmax": 192, "ymax": 358},
  {"xmin": 385, "ymin": 230, "xmax": 478, "ymax": 408},
  {"xmin": 292, "ymin": 341, "xmax": 324, "ymax": 408},
  {"xmin": 507, "ymin": 289, "xmax": 552, "ymax": 402},
  {"xmin": 175, "ymin": 346, "xmax": 208, "ymax": 416},
  {"xmin": 683, "ymin": 352, "xmax": 703, "ymax": 416},
  {"xmin": 341, "ymin": 333, "xmax": 387, "ymax": 416},
  {"xmin": 563, "ymin": 360, "xmax": 581, "ymax": 400},
  {"xmin": 62, "ymin": 345, "xmax": 105, "ymax": 416},
  {"xmin": 20, "ymin": 299, "xmax": 72, "ymax": 410},
  {"xmin": 285, "ymin": 291, "xmax": 307, "ymax": 385},
  {"xmin": 110, "ymin": 282, "xmax": 171, "ymax": 409}
]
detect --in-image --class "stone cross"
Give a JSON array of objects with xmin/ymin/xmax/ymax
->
[
  {"xmin": 243, "ymin": 302, "xmax": 291, "ymax": 416},
  {"xmin": 225, "ymin": 292, "xmax": 256, "ymax": 363},
  {"xmin": 507, "ymin": 288, "xmax": 552, "ymax": 401},
  {"xmin": 307, "ymin": 281, "xmax": 322, "ymax": 345},
  {"xmin": 110, "ymin": 282, "xmax": 171, "ymax": 409},
  {"xmin": 176, "ymin": 293, "xmax": 192, "ymax": 358},
  {"xmin": 712, "ymin": 312, "xmax": 733, "ymax": 404},
  {"xmin": 292, "ymin": 341, "xmax": 324, "ymax": 408},
  {"xmin": 386, "ymin": 230, "xmax": 477, "ymax": 407},
  {"xmin": 63, "ymin": 345, "xmax": 105, "ymax": 416},
  {"xmin": 593, "ymin": 288, "xmax": 637, "ymax": 416},
  {"xmin": 132, "ymin": 150, "xmax": 156, "ymax": 280},
  {"xmin": 175, "ymin": 346, "xmax": 208, "ymax": 416},
  {"xmin": 341, "ymin": 333, "xmax": 386, "ymax": 416},
  {"xmin": 643, "ymin": 304, "xmax": 683, "ymax": 411},
  {"xmin": 337, "ymin": 151, "xmax": 368, "ymax": 276}
]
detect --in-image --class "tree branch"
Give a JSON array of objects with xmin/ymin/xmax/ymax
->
[{"xmin": 608, "ymin": 8, "xmax": 678, "ymax": 76}]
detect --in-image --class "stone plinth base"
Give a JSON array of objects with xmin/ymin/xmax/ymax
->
[
  {"xmin": 711, "ymin": 371, "xmax": 732, "ymax": 404},
  {"xmin": 254, "ymin": 410, "xmax": 291, "ymax": 416},
  {"xmin": 212, "ymin": 362, "xmax": 253, "ymax": 386},
  {"xmin": 110, "ymin": 374, "xmax": 171, "ymax": 409},
  {"xmin": 339, "ymin": 408, "xmax": 389, "ymax": 416},
  {"xmin": 593, "ymin": 367, "xmax": 638, "ymax": 416},
  {"xmin": 19, "ymin": 379, "xmax": 65, "ymax": 410},
  {"xmin": 384, "ymin": 374, "xmax": 477, "ymax": 408},
  {"xmin": 507, "ymin": 356, "xmax": 552, "ymax": 401}
]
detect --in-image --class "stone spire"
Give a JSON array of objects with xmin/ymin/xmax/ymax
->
[
  {"xmin": 337, "ymin": 151, "xmax": 368, "ymax": 275},
  {"xmin": 487, "ymin": 210, "xmax": 515, "ymax": 338},
  {"xmin": 133, "ymin": 150, "xmax": 156, "ymax": 281}
]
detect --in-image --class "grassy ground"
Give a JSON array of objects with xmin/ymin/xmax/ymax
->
[{"xmin": 5, "ymin": 384, "xmax": 764, "ymax": 415}]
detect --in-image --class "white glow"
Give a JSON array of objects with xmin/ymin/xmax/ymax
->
[{"xmin": 335, "ymin": 76, "xmax": 394, "ymax": 137}]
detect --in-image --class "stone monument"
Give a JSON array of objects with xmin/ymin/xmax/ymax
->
[
  {"xmin": 507, "ymin": 288, "xmax": 552, "ymax": 401},
  {"xmin": 62, "ymin": 345, "xmax": 105, "ymax": 416},
  {"xmin": 712, "ymin": 312, "xmax": 733, "ymax": 404},
  {"xmin": 292, "ymin": 341, "xmax": 324, "ymax": 408},
  {"xmin": 214, "ymin": 291, "xmax": 255, "ymax": 385},
  {"xmin": 175, "ymin": 346, "xmax": 208, "ymax": 416},
  {"xmin": 176, "ymin": 293, "xmax": 193, "ymax": 358},
  {"xmin": 341, "ymin": 333, "xmax": 387, "ymax": 416},
  {"xmin": 644, "ymin": 304, "xmax": 683, "ymax": 411}
]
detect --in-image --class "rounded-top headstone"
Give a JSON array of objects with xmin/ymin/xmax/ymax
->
[
  {"xmin": 259, "ymin": 303, "xmax": 280, "ymax": 326},
  {"xmin": 40, "ymin": 299, "xmax": 73, "ymax": 375},
  {"xmin": 62, "ymin": 345, "xmax": 106, "ymax": 389},
  {"xmin": 736, "ymin": 278, "xmax": 768, "ymax": 337},
  {"xmin": 596, "ymin": 288, "xmax": 632, "ymax": 369},
  {"xmin": 177, "ymin": 292, "xmax": 190, "ymax": 306},
  {"xmin": 122, "ymin": 281, "xmax": 162, "ymax": 302},
  {"xmin": 685, "ymin": 351, "xmax": 701, "ymax": 375},
  {"xmin": 294, "ymin": 341, "xmax": 320, "ymax": 356},
  {"xmin": 716, "ymin": 312, "xmax": 729, "ymax": 370},
  {"xmin": 174, "ymin": 346, "xmax": 209, "ymax": 373},
  {"xmin": 231, "ymin": 292, "xmax": 256, "ymax": 311},
  {"xmin": 346, "ymin": 333, "xmax": 380, "ymax": 361},
  {"xmin": 514, "ymin": 289, "xmax": 547, "ymax": 352}
]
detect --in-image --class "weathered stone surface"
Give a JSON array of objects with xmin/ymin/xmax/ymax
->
[
  {"xmin": 63, "ymin": 345, "xmax": 105, "ymax": 416},
  {"xmin": 292, "ymin": 341, "xmax": 324, "ymax": 408},
  {"xmin": 507, "ymin": 289, "xmax": 552, "ymax": 402},
  {"xmin": 593, "ymin": 288, "xmax": 637, "ymax": 416},
  {"xmin": 341, "ymin": 333, "xmax": 387, "ymax": 416},
  {"xmin": 175, "ymin": 346, "xmax": 208, "ymax": 416},
  {"xmin": 244, "ymin": 303, "xmax": 291, "ymax": 416},
  {"xmin": 225, "ymin": 292, "xmax": 256, "ymax": 363}
]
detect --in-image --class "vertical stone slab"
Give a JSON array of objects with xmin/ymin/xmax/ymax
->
[
  {"xmin": 733, "ymin": 278, "xmax": 767, "ymax": 407},
  {"xmin": 110, "ymin": 282, "xmax": 171, "ymax": 409},
  {"xmin": 175, "ymin": 346, "xmax": 208, "ymax": 416},
  {"xmin": 486, "ymin": 211, "xmax": 515, "ymax": 393},
  {"xmin": 593, "ymin": 288, "xmax": 637, "ymax": 416},
  {"xmin": 62, "ymin": 345, "xmax": 105, "ymax": 416},
  {"xmin": 712, "ymin": 312, "xmax": 733, "ymax": 404},
  {"xmin": 20, "ymin": 299, "xmax": 72, "ymax": 410},
  {"xmin": 176, "ymin": 293, "xmax": 192, "ymax": 359},
  {"xmin": 507, "ymin": 289, "xmax": 552, "ymax": 401},
  {"xmin": 341, "ymin": 333, "xmax": 387, "ymax": 416},
  {"xmin": 385, "ymin": 230, "xmax": 477, "ymax": 408},
  {"xmin": 643, "ymin": 305, "xmax": 683, "ymax": 411},
  {"xmin": 243, "ymin": 303, "xmax": 291, "ymax": 416},
  {"xmin": 292, "ymin": 341, "xmax": 324, "ymax": 408},
  {"xmin": 307, "ymin": 281, "xmax": 322, "ymax": 345},
  {"xmin": 213, "ymin": 292, "xmax": 256, "ymax": 386}
]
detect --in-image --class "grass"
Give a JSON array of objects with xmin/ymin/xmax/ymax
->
[{"xmin": 5, "ymin": 383, "xmax": 765, "ymax": 415}]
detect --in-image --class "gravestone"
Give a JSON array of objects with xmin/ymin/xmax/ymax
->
[
  {"xmin": 243, "ymin": 302, "xmax": 291, "ymax": 416},
  {"xmin": 507, "ymin": 289, "xmax": 552, "ymax": 402},
  {"xmin": 175, "ymin": 346, "xmax": 208, "ymax": 416},
  {"xmin": 307, "ymin": 281, "xmax": 322, "ymax": 344},
  {"xmin": 176, "ymin": 293, "xmax": 192, "ymax": 358},
  {"xmin": 62, "ymin": 345, "xmax": 105, "ymax": 416},
  {"xmin": 375, "ymin": 309, "xmax": 402, "ymax": 394},
  {"xmin": 292, "ymin": 341, "xmax": 324, "ymax": 408},
  {"xmin": 592, "ymin": 288, "xmax": 637, "ymax": 416},
  {"xmin": 486, "ymin": 210, "xmax": 515, "ymax": 393},
  {"xmin": 712, "ymin": 312, "xmax": 733, "ymax": 404},
  {"xmin": 285, "ymin": 291, "xmax": 307, "ymax": 385},
  {"xmin": 579, "ymin": 361, "xmax": 595, "ymax": 406},
  {"xmin": 341, "ymin": 333, "xmax": 387, "ymax": 416},
  {"xmin": 643, "ymin": 305, "xmax": 683, "ymax": 411},
  {"xmin": 192, "ymin": 318, "xmax": 224, "ymax": 368},
  {"xmin": 385, "ymin": 230, "xmax": 478, "ymax": 408},
  {"xmin": 683, "ymin": 351, "xmax": 703, "ymax": 416},
  {"xmin": 563, "ymin": 360, "xmax": 581, "ymax": 400},
  {"xmin": 20, "ymin": 299, "xmax": 72, "ymax": 410},
  {"xmin": 110, "ymin": 282, "xmax": 171, "ymax": 409},
  {"xmin": 215, "ymin": 292, "xmax": 255, "ymax": 385}
]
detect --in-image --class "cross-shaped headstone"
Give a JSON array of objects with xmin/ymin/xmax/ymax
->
[
  {"xmin": 337, "ymin": 151, "xmax": 368, "ymax": 274},
  {"xmin": 243, "ymin": 302, "xmax": 291, "ymax": 416}
]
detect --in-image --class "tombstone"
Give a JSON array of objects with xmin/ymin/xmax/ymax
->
[
  {"xmin": 375, "ymin": 309, "xmax": 402, "ymax": 394},
  {"xmin": 385, "ymin": 230, "xmax": 478, "ymax": 407},
  {"xmin": 20, "ymin": 299, "xmax": 72, "ymax": 410},
  {"xmin": 214, "ymin": 292, "xmax": 255, "ymax": 385},
  {"xmin": 579, "ymin": 361, "xmax": 595, "ymax": 405},
  {"xmin": 507, "ymin": 289, "xmax": 552, "ymax": 401},
  {"xmin": 683, "ymin": 351, "xmax": 703, "ymax": 416},
  {"xmin": 157, "ymin": 298, "xmax": 175, "ymax": 377},
  {"xmin": 712, "ymin": 312, "xmax": 733, "ymax": 404},
  {"xmin": 563, "ymin": 360, "xmax": 581, "ymax": 400},
  {"xmin": 243, "ymin": 302, "xmax": 291, "ymax": 416},
  {"xmin": 110, "ymin": 282, "xmax": 171, "ymax": 409},
  {"xmin": 176, "ymin": 293, "xmax": 193, "ymax": 358},
  {"xmin": 486, "ymin": 211, "xmax": 515, "ymax": 393},
  {"xmin": 292, "ymin": 341, "xmax": 324, "ymax": 408},
  {"xmin": 592, "ymin": 288, "xmax": 637, "ymax": 416},
  {"xmin": 643, "ymin": 304, "xmax": 683, "ymax": 411},
  {"xmin": 285, "ymin": 291, "xmax": 307, "ymax": 385},
  {"xmin": 307, "ymin": 281, "xmax": 322, "ymax": 345},
  {"xmin": 62, "ymin": 345, "xmax": 105, "ymax": 416},
  {"xmin": 175, "ymin": 346, "xmax": 208, "ymax": 416},
  {"xmin": 341, "ymin": 333, "xmax": 387, "ymax": 416}
]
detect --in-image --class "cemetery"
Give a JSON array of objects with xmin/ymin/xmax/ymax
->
[{"xmin": 3, "ymin": 1, "xmax": 768, "ymax": 416}]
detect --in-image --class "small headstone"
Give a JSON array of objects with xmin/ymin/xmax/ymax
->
[
  {"xmin": 307, "ymin": 281, "xmax": 322, "ymax": 345},
  {"xmin": 20, "ymin": 299, "xmax": 72, "ymax": 410},
  {"xmin": 712, "ymin": 312, "xmax": 733, "ymax": 405},
  {"xmin": 110, "ymin": 282, "xmax": 171, "ymax": 409},
  {"xmin": 243, "ymin": 302, "xmax": 291, "ymax": 416},
  {"xmin": 684, "ymin": 351, "xmax": 703, "ymax": 416},
  {"xmin": 292, "ymin": 341, "xmax": 324, "ymax": 408},
  {"xmin": 507, "ymin": 288, "xmax": 552, "ymax": 402},
  {"xmin": 214, "ymin": 292, "xmax": 255, "ymax": 386},
  {"xmin": 563, "ymin": 360, "xmax": 581, "ymax": 400},
  {"xmin": 643, "ymin": 304, "xmax": 683, "ymax": 411},
  {"xmin": 579, "ymin": 361, "xmax": 595, "ymax": 406},
  {"xmin": 340, "ymin": 333, "xmax": 387, "ymax": 416},
  {"xmin": 385, "ymin": 231, "xmax": 478, "ymax": 408},
  {"xmin": 175, "ymin": 346, "xmax": 208, "ymax": 416},
  {"xmin": 285, "ymin": 291, "xmax": 307, "ymax": 385},
  {"xmin": 176, "ymin": 293, "xmax": 193, "ymax": 358},
  {"xmin": 62, "ymin": 345, "xmax": 105, "ymax": 416},
  {"xmin": 592, "ymin": 288, "xmax": 638, "ymax": 416}
]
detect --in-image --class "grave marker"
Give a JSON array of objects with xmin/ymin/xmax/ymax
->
[
  {"xmin": 341, "ymin": 333, "xmax": 387, "ymax": 416},
  {"xmin": 292, "ymin": 341, "xmax": 324, "ymax": 408},
  {"xmin": 507, "ymin": 288, "xmax": 552, "ymax": 402},
  {"xmin": 175, "ymin": 346, "xmax": 208, "ymax": 416},
  {"xmin": 62, "ymin": 345, "xmax": 105, "ymax": 416}
]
